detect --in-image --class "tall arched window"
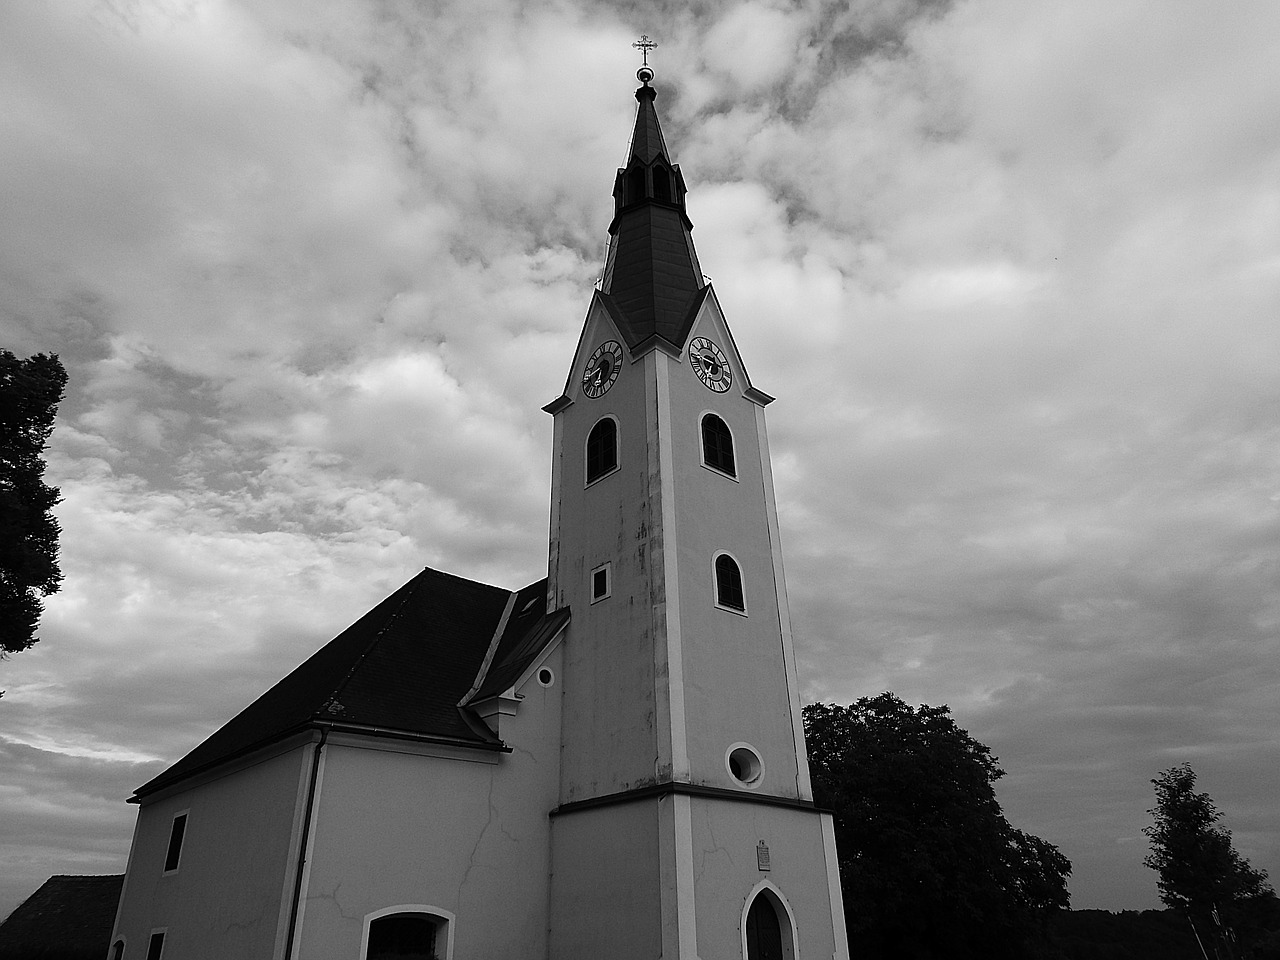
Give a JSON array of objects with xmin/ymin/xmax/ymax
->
[
  {"xmin": 715, "ymin": 553, "xmax": 745, "ymax": 612},
  {"xmin": 586, "ymin": 417, "xmax": 618, "ymax": 484},
  {"xmin": 701, "ymin": 414, "xmax": 735, "ymax": 477}
]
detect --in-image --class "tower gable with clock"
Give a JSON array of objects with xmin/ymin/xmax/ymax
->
[{"xmin": 543, "ymin": 69, "xmax": 849, "ymax": 960}]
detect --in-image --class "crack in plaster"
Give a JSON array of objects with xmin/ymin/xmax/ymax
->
[
  {"xmin": 310, "ymin": 881, "xmax": 357, "ymax": 920},
  {"xmin": 696, "ymin": 814, "xmax": 731, "ymax": 883}
]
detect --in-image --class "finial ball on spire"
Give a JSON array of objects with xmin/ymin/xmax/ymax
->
[{"xmin": 633, "ymin": 34, "xmax": 657, "ymax": 85}]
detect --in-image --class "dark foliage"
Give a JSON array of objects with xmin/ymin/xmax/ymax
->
[
  {"xmin": 804, "ymin": 693, "xmax": 1071, "ymax": 960},
  {"xmin": 1144, "ymin": 763, "xmax": 1279, "ymax": 958},
  {"xmin": 1048, "ymin": 908, "xmax": 1224, "ymax": 960},
  {"xmin": 0, "ymin": 350, "xmax": 67, "ymax": 654}
]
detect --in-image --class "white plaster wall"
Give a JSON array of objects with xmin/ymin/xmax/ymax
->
[
  {"xmin": 667, "ymin": 307, "xmax": 804, "ymax": 798},
  {"xmin": 552, "ymin": 302, "xmax": 667, "ymax": 801},
  {"xmin": 111, "ymin": 743, "xmax": 310, "ymax": 959},
  {"xmin": 295, "ymin": 646, "xmax": 563, "ymax": 960},
  {"xmin": 689, "ymin": 799, "xmax": 841, "ymax": 960},
  {"xmin": 548, "ymin": 800, "xmax": 665, "ymax": 960}
]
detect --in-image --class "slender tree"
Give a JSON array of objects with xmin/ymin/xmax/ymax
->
[
  {"xmin": 1146, "ymin": 762, "xmax": 1274, "ymax": 957},
  {"xmin": 804, "ymin": 694, "xmax": 1071, "ymax": 960},
  {"xmin": 1144, "ymin": 763, "xmax": 1278, "ymax": 958},
  {"xmin": 0, "ymin": 350, "xmax": 67, "ymax": 654}
]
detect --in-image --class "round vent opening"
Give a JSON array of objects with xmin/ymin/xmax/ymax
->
[{"xmin": 726, "ymin": 744, "xmax": 763, "ymax": 787}]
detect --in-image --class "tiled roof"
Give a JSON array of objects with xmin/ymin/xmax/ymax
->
[
  {"xmin": 469, "ymin": 580, "xmax": 571, "ymax": 703},
  {"xmin": 134, "ymin": 567, "xmax": 566, "ymax": 799},
  {"xmin": 0, "ymin": 874, "xmax": 123, "ymax": 957},
  {"xmin": 602, "ymin": 209, "xmax": 706, "ymax": 351}
]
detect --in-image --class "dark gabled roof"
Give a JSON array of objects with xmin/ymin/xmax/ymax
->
[
  {"xmin": 135, "ymin": 567, "xmax": 566, "ymax": 799},
  {"xmin": 468, "ymin": 580, "xmax": 571, "ymax": 703},
  {"xmin": 0, "ymin": 875, "xmax": 123, "ymax": 958},
  {"xmin": 600, "ymin": 280, "xmax": 710, "ymax": 356},
  {"xmin": 601, "ymin": 206, "xmax": 705, "ymax": 350}
]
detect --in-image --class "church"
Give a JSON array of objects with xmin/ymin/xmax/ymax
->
[{"xmin": 107, "ymin": 60, "xmax": 852, "ymax": 960}]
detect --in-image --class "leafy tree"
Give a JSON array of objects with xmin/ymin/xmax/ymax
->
[
  {"xmin": 804, "ymin": 693, "xmax": 1071, "ymax": 960},
  {"xmin": 1144, "ymin": 763, "xmax": 1278, "ymax": 958},
  {"xmin": 0, "ymin": 350, "xmax": 67, "ymax": 654}
]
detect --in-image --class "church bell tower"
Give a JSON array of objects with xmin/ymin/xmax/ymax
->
[{"xmin": 542, "ymin": 58, "xmax": 851, "ymax": 960}]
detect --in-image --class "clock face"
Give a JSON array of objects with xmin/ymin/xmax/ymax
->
[
  {"xmin": 688, "ymin": 337, "xmax": 731, "ymax": 392},
  {"xmin": 582, "ymin": 340, "xmax": 624, "ymax": 398}
]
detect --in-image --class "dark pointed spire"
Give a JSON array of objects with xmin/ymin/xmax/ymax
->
[
  {"xmin": 598, "ymin": 68, "xmax": 706, "ymax": 352},
  {"xmin": 628, "ymin": 82, "xmax": 669, "ymax": 165}
]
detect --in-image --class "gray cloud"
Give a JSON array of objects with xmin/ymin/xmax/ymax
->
[{"xmin": 2, "ymin": 0, "xmax": 1278, "ymax": 917}]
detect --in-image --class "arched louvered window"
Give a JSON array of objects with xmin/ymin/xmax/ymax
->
[
  {"xmin": 627, "ymin": 165, "xmax": 646, "ymax": 204},
  {"xmin": 715, "ymin": 553, "xmax": 745, "ymax": 612},
  {"xmin": 701, "ymin": 414, "xmax": 735, "ymax": 477},
  {"xmin": 586, "ymin": 418, "xmax": 619, "ymax": 484},
  {"xmin": 652, "ymin": 163, "xmax": 671, "ymax": 201}
]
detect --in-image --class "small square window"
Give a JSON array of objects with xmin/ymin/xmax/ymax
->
[
  {"xmin": 163, "ymin": 813, "xmax": 187, "ymax": 874},
  {"xmin": 591, "ymin": 563, "xmax": 611, "ymax": 603}
]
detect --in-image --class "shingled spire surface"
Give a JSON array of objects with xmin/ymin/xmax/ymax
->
[
  {"xmin": 600, "ymin": 80, "xmax": 706, "ymax": 351},
  {"xmin": 628, "ymin": 82, "xmax": 669, "ymax": 164}
]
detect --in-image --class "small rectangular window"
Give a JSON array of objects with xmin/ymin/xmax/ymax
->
[
  {"xmin": 163, "ymin": 813, "xmax": 187, "ymax": 873},
  {"xmin": 591, "ymin": 563, "xmax": 611, "ymax": 603},
  {"xmin": 146, "ymin": 931, "xmax": 165, "ymax": 960}
]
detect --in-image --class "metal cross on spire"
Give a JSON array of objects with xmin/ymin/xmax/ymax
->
[{"xmin": 633, "ymin": 34, "xmax": 657, "ymax": 68}]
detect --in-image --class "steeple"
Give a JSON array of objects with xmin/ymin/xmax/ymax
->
[
  {"xmin": 541, "ymin": 54, "xmax": 850, "ymax": 960},
  {"xmin": 598, "ymin": 67, "xmax": 706, "ymax": 353}
]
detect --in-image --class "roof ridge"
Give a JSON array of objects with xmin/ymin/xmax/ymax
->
[
  {"xmin": 456, "ymin": 588, "xmax": 518, "ymax": 708},
  {"xmin": 318, "ymin": 569, "xmax": 429, "ymax": 716}
]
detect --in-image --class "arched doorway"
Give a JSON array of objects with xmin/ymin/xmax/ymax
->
[
  {"xmin": 746, "ymin": 895, "xmax": 784, "ymax": 960},
  {"xmin": 742, "ymin": 885, "xmax": 796, "ymax": 960}
]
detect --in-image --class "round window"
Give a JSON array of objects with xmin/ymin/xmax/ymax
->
[
  {"xmin": 537, "ymin": 667, "xmax": 555, "ymax": 687},
  {"xmin": 726, "ymin": 743, "xmax": 763, "ymax": 787}
]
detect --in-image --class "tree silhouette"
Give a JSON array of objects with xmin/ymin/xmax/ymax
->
[
  {"xmin": 0, "ymin": 350, "xmax": 67, "ymax": 654},
  {"xmin": 804, "ymin": 693, "xmax": 1070, "ymax": 960},
  {"xmin": 1144, "ymin": 763, "xmax": 1278, "ymax": 958}
]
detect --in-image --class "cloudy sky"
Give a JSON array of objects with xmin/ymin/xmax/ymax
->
[{"xmin": 3, "ymin": 0, "xmax": 1278, "ymax": 919}]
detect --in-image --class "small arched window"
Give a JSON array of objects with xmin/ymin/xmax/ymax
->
[
  {"xmin": 111, "ymin": 940, "xmax": 125, "ymax": 960},
  {"xmin": 586, "ymin": 418, "xmax": 618, "ymax": 484},
  {"xmin": 627, "ymin": 165, "xmax": 646, "ymax": 204},
  {"xmin": 366, "ymin": 912, "xmax": 444, "ymax": 960},
  {"xmin": 652, "ymin": 163, "xmax": 671, "ymax": 201},
  {"xmin": 701, "ymin": 414, "xmax": 735, "ymax": 477},
  {"xmin": 715, "ymin": 554, "xmax": 745, "ymax": 612}
]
